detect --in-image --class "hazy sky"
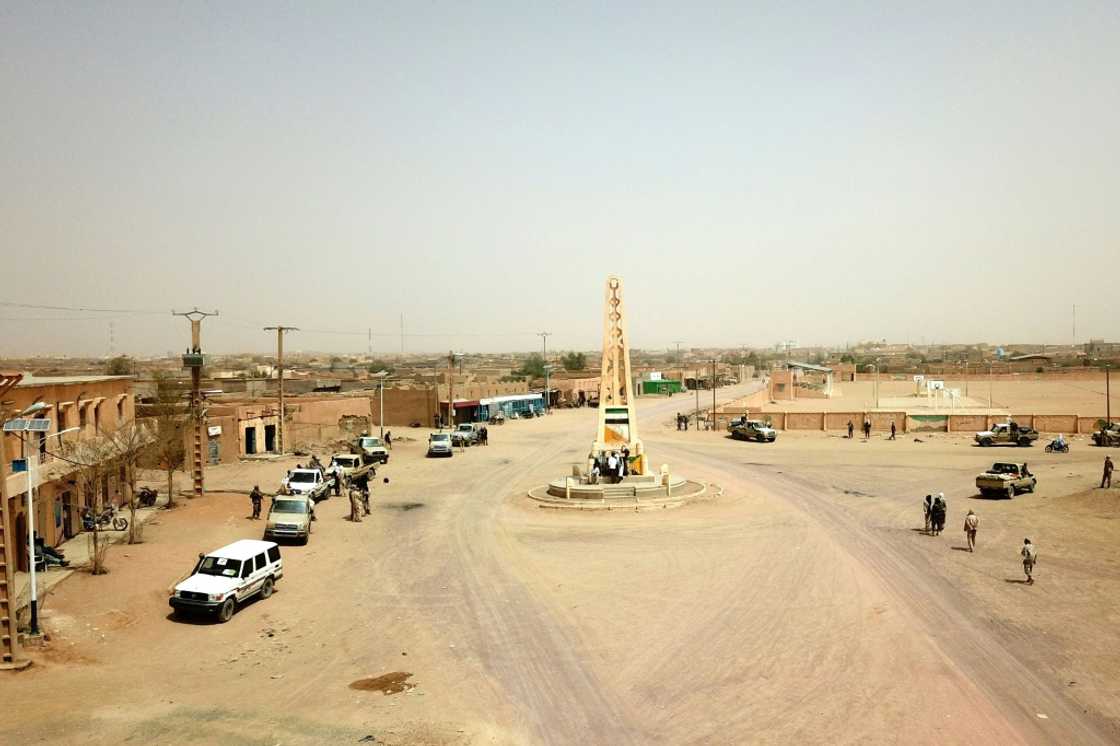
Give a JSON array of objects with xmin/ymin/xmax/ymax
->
[{"xmin": 2, "ymin": 2, "xmax": 1117, "ymax": 357}]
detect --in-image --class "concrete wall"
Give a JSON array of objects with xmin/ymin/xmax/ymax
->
[{"xmin": 786, "ymin": 412, "xmax": 826, "ymax": 430}]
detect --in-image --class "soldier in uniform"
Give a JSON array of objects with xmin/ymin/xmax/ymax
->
[{"xmin": 349, "ymin": 485, "xmax": 364, "ymax": 522}]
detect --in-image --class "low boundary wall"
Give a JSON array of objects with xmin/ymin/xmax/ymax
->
[{"xmin": 712, "ymin": 408, "xmax": 1105, "ymax": 434}]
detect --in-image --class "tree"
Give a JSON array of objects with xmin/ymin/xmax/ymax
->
[
  {"xmin": 367, "ymin": 360, "xmax": 396, "ymax": 375},
  {"xmin": 561, "ymin": 352, "xmax": 586, "ymax": 371},
  {"xmin": 70, "ymin": 437, "xmax": 117, "ymax": 575},
  {"xmin": 104, "ymin": 422, "xmax": 150, "ymax": 544},
  {"xmin": 518, "ymin": 353, "xmax": 546, "ymax": 379},
  {"xmin": 147, "ymin": 372, "xmax": 187, "ymax": 509},
  {"xmin": 106, "ymin": 355, "xmax": 134, "ymax": 375}
]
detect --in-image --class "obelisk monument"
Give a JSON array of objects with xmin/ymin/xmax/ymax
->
[{"xmin": 592, "ymin": 275, "xmax": 646, "ymax": 475}]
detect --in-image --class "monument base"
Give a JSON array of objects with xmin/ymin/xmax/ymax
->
[{"xmin": 527, "ymin": 475, "xmax": 710, "ymax": 511}]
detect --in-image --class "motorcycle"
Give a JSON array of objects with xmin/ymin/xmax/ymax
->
[
  {"xmin": 137, "ymin": 486, "xmax": 158, "ymax": 507},
  {"xmin": 1044, "ymin": 439, "xmax": 1070, "ymax": 453},
  {"xmin": 82, "ymin": 505, "xmax": 129, "ymax": 532}
]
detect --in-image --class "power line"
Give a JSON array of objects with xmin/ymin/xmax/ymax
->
[{"xmin": 0, "ymin": 301, "xmax": 165, "ymax": 315}]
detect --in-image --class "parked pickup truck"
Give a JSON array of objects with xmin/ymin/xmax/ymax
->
[
  {"xmin": 1092, "ymin": 422, "xmax": 1120, "ymax": 447},
  {"xmin": 354, "ymin": 435, "xmax": 390, "ymax": 464},
  {"xmin": 427, "ymin": 432, "xmax": 453, "ymax": 457},
  {"xmin": 451, "ymin": 423, "xmax": 480, "ymax": 447},
  {"xmin": 263, "ymin": 495, "xmax": 314, "ymax": 545},
  {"xmin": 282, "ymin": 468, "xmax": 331, "ymax": 502},
  {"xmin": 730, "ymin": 419, "xmax": 777, "ymax": 443},
  {"xmin": 329, "ymin": 453, "xmax": 375, "ymax": 484},
  {"xmin": 974, "ymin": 422, "xmax": 1039, "ymax": 447},
  {"xmin": 976, "ymin": 462, "xmax": 1037, "ymax": 498}
]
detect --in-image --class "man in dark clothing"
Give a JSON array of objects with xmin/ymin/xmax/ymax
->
[
  {"xmin": 1103, "ymin": 456, "xmax": 1114, "ymax": 488},
  {"xmin": 250, "ymin": 486, "xmax": 263, "ymax": 520},
  {"xmin": 890, "ymin": 421, "xmax": 897, "ymax": 440},
  {"xmin": 385, "ymin": 431, "xmax": 392, "ymax": 450},
  {"xmin": 480, "ymin": 426, "xmax": 489, "ymax": 445},
  {"xmin": 847, "ymin": 421, "xmax": 854, "ymax": 439}
]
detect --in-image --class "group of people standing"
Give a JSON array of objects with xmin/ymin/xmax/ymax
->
[
  {"xmin": 922, "ymin": 494, "xmax": 1038, "ymax": 583},
  {"xmin": 923, "ymin": 492, "xmax": 948, "ymax": 535},
  {"xmin": 675, "ymin": 413, "xmax": 690, "ymax": 431},
  {"xmin": 589, "ymin": 446, "xmax": 630, "ymax": 484},
  {"xmin": 846, "ymin": 418, "xmax": 897, "ymax": 440}
]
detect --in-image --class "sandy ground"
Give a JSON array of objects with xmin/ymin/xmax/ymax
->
[
  {"xmin": 770, "ymin": 378, "xmax": 1116, "ymax": 415},
  {"xmin": 3, "ymin": 384, "xmax": 1119, "ymax": 745}
]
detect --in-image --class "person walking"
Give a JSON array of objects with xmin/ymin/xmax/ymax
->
[
  {"xmin": 385, "ymin": 431, "xmax": 392, "ymax": 450},
  {"xmin": 1020, "ymin": 538, "xmax": 1037, "ymax": 584},
  {"xmin": 250, "ymin": 485, "xmax": 263, "ymax": 520},
  {"xmin": 863, "ymin": 417, "xmax": 872, "ymax": 439},
  {"xmin": 348, "ymin": 485, "xmax": 364, "ymax": 523},
  {"xmin": 330, "ymin": 462, "xmax": 343, "ymax": 496},
  {"xmin": 847, "ymin": 420, "xmax": 854, "ymax": 439},
  {"xmin": 890, "ymin": 421, "xmax": 897, "ymax": 440},
  {"xmin": 480, "ymin": 425, "xmax": 489, "ymax": 446},
  {"xmin": 923, "ymin": 494, "xmax": 933, "ymax": 533},
  {"xmin": 963, "ymin": 509, "xmax": 979, "ymax": 552},
  {"xmin": 606, "ymin": 452, "xmax": 618, "ymax": 484},
  {"xmin": 1102, "ymin": 455, "xmax": 1114, "ymax": 489},
  {"xmin": 621, "ymin": 446, "xmax": 631, "ymax": 478}
]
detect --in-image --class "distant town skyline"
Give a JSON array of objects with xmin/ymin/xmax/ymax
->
[{"xmin": 2, "ymin": 4, "xmax": 1117, "ymax": 356}]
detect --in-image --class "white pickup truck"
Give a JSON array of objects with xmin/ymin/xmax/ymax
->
[{"xmin": 282, "ymin": 468, "xmax": 331, "ymax": 502}]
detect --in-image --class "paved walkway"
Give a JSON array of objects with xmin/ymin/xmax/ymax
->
[{"xmin": 12, "ymin": 494, "xmax": 170, "ymax": 620}]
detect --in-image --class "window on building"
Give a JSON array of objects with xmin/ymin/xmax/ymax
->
[
  {"xmin": 78, "ymin": 404, "xmax": 87, "ymax": 429},
  {"xmin": 93, "ymin": 403, "xmax": 101, "ymax": 433},
  {"xmin": 117, "ymin": 397, "xmax": 125, "ymax": 422}
]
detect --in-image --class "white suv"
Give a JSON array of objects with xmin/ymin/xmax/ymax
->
[{"xmin": 169, "ymin": 539, "xmax": 283, "ymax": 623}]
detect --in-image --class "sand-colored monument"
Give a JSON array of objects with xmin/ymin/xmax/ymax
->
[
  {"xmin": 592, "ymin": 275, "xmax": 646, "ymax": 475},
  {"xmin": 529, "ymin": 275, "xmax": 706, "ymax": 509}
]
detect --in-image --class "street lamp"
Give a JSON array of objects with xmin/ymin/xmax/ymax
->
[{"xmin": 2, "ymin": 412, "xmax": 80, "ymax": 636}]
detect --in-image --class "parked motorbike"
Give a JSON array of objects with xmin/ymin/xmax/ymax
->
[
  {"xmin": 1044, "ymin": 440, "xmax": 1070, "ymax": 453},
  {"xmin": 82, "ymin": 505, "xmax": 129, "ymax": 532},
  {"xmin": 137, "ymin": 486, "xmax": 158, "ymax": 507}
]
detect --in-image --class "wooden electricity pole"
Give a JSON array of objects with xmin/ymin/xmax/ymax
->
[
  {"xmin": 264, "ymin": 326, "xmax": 298, "ymax": 454},
  {"xmin": 173, "ymin": 308, "xmax": 218, "ymax": 498},
  {"xmin": 0, "ymin": 372, "xmax": 30, "ymax": 670}
]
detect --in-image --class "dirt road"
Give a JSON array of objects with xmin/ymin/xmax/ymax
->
[{"xmin": 3, "ymin": 383, "xmax": 1117, "ymax": 744}]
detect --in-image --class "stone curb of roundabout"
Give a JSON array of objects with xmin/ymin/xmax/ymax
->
[{"xmin": 526, "ymin": 479, "xmax": 715, "ymax": 511}]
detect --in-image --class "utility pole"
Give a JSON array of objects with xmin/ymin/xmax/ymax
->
[
  {"xmin": 447, "ymin": 351, "xmax": 463, "ymax": 430},
  {"xmin": 988, "ymin": 362, "xmax": 993, "ymax": 414},
  {"xmin": 694, "ymin": 368, "xmax": 700, "ymax": 432},
  {"xmin": 1106, "ymin": 364, "xmax": 1112, "ymax": 426},
  {"xmin": 673, "ymin": 341, "xmax": 684, "ymax": 389},
  {"xmin": 711, "ymin": 358, "xmax": 717, "ymax": 430},
  {"xmin": 263, "ymin": 326, "xmax": 298, "ymax": 454},
  {"xmin": 0, "ymin": 372, "xmax": 29, "ymax": 670},
  {"xmin": 173, "ymin": 308, "xmax": 218, "ymax": 498},
  {"xmin": 539, "ymin": 332, "xmax": 552, "ymax": 413}
]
